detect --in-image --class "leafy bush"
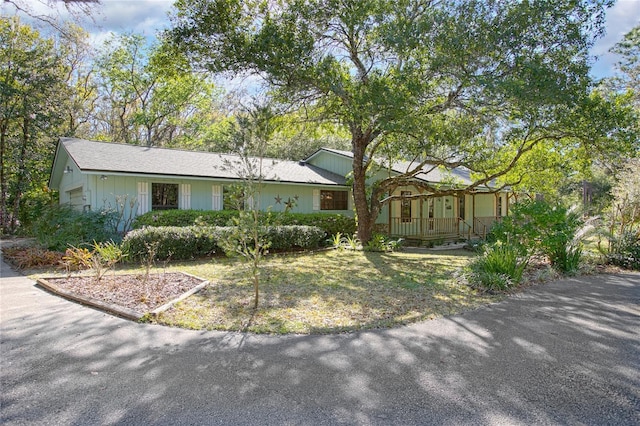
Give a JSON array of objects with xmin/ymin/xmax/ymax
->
[
  {"xmin": 364, "ymin": 233, "xmax": 403, "ymax": 252},
  {"xmin": 92, "ymin": 240, "xmax": 126, "ymax": 280},
  {"xmin": 132, "ymin": 209, "xmax": 355, "ymax": 239},
  {"xmin": 122, "ymin": 225, "xmax": 325, "ymax": 261},
  {"xmin": 265, "ymin": 225, "xmax": 325, "ymax": 251},
  {"xmin": 607, "ymin": 231, "xmax": 640, "ymax": 270},
  {"xmin": 133, "ymin": 210, "xmax": 239, "ymax": 228},
  {"xmin": 488, "ymin": 199, "xmax": 588, "ymax": 274},
  {"xmin": 32, "ymin": 204, "xmax": 120, "ymax": 251},
  {"xmin": 122, "ymin": 226, "xmax": 222, "ymax": 261},
  {"xmin": 467, "ymin": 242, "xmax": 528, "ymax": 292},
  {"xmin": 61, "ymin": 246, "xmax": 93, "ymax": 272},
  {"xmin": 279, "ymin": 213, "xmax": 356, "ymax": 239}
]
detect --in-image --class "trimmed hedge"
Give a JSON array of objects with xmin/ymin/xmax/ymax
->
[
  {"xmin": 133, "ymin": 210, "xmax": 356, "ymax": 238},
  {"xmin": 122, "ymin": 225, "xmax": 326, "ymax": 261},
  {"xmin": 133, "ymin": 210, "xmax": 238, "ymax": 228}
]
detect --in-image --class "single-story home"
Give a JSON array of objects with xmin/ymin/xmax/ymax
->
[{"xmin": 49, "ymin": 137, "xmax": 515, "ymax": 240}]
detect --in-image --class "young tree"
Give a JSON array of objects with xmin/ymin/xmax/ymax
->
[
  {"xmin": 0, "ymin": 17, "xmax": 70, "ymax": 233},
  {"xmin": 218, "ymin": 103, "xmax": 277, "ymax": 309},
  {"xmin": 169, "ymin": 0, "xmax": 628, "ymax": 243}
]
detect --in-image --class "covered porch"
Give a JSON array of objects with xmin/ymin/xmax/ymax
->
[{"xmin": 386, "ymin": 191, "xmax": 512, "ymax": 241}]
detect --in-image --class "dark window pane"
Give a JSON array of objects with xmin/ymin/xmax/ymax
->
[
  {"xmin": 152, "ymin": 183, "xmax": 178, "ymax": 210},
  {"xmin": 320, "ymin": 190, "xmax": 348, "ymax": 210}
]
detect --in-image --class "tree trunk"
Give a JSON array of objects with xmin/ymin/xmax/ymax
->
[
  {"xmin": 351, "ymin": 132, "xmax": 375, "ymax": 244},
  {"xmin": 0, "ymin": 123, "xmax": 8, "ymax": 233}
]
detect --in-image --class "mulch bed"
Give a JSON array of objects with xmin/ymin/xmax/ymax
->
[{"xmin": 38, "ymin": 272, "xmax": 206, "ymax": 319}]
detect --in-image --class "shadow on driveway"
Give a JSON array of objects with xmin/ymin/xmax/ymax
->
[{"xmin": 1, "ymin": 260, "xmax": 639, "ymax": 425}]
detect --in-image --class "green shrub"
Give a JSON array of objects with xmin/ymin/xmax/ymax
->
[
  {"xmin": 607, "ymin": 231, "xmax": 640, "ymax": 270},
  {"xmin": 265, "ymin": 225, "xmax": 325, "ymax": 251},
  {"xmin": 133, "ymin": 210, "xmax": 239, "ymax": 228},
  {"xmin": 32, "ymin": 204, "xmax": 119, "ymax": 251},
  {"xmin": 278, "ymin": 212, "xmax": 356, "ymax": 239},
  {"xmin": 488, "ymin": 199, "xmax": 588, "ymax": 274},
  {"xmin": 122, "ymin": 225, "xmax": 325, "ymax": 261},
  {"xmin": 122, "ymin": 226, "xmax": 222, "ymax": 261},
  {"xmin": 132, "ymin": 209, "xmax": 356, "ymax": 239},
  {"xmin": 467, "ymin": 242, "xmax": 528, "ymax": 292},
  {"xmin": 364, "ymin": 233, "xmax": 403, "ymax": 252}
]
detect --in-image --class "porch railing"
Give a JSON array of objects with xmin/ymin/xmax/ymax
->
[
  {"xmin": 473, "ymin": 216, "xmax": 502, "ymax": 239},
  {"xmin": 390, "ymin": 217, "xmax": 461, "ymax": 238},
  {"xmin": 390, "ymin": 216, "xmax": 502, "ymax": 240}
]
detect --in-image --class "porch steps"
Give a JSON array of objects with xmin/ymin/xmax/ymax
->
[{"xmin": 428, "ymin": 242, "xmax": 468, "ymax": 251}]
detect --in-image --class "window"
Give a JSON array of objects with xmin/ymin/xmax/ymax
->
[
  {"xmin": 152, "ymin": 183, "xmax": 178, "ymax": 210},
  {"xmin": 320, "ymin": 190, "xmax": 348, "ymax": 210},
  {"xmin": 458, "ymin": 196, "xmax": 466, "ymax": 220},
  {"xmin": 496, "ymin": 194, "xmax": 503, "ymax": 217},
  {"xmin": 401, "ymin": 191, "xmax": 412, "ymax": 222}
]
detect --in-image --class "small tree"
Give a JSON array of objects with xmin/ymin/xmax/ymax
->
[{"xmin": 217, "ymin": 103, "xmax": 277, "ymax": 309}]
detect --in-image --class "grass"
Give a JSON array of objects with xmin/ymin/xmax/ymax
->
[{"xmin": 145, "ymin": 249, "xmax": 502, "ymax": 334}]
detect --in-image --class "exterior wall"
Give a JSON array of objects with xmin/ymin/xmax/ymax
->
[
  {"xmin": 72, "ymin": 172, "xmax": 353, "ymax": 231},
  {"xmin": 306, "ymin": 151, "xmax": 353, "ymax": 178},
  {"xmin": 58, "ymin": 159, "xmax": 90, "ymax": 211},
  {"xmin": 472, "ymin": 193, "xmax": 497, "ymax": 217}
]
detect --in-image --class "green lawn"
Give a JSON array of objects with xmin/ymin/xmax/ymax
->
[{"xmin": 150, "ymin": 249, "xmax": 502, "ymax": 334}]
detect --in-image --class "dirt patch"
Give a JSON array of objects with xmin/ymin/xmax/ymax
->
[{"xmin": 40, "ymin": 272, "xmax": 205, "ymax": 315}]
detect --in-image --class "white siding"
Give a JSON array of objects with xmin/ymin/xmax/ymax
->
[
  {"xmin": 312, "ymin": 189, "xmax": 320, "ymax": 211},
  {"xmin": 137, "ymin": 182, "xmax": 149, "ymax": 215},
  {"xmin": 212, "ymin": 185, "xmax": 223, "ymax": 211},
  {"xmin": 180, "ymin": 183, "xmax": 191, "ymax": 210}
]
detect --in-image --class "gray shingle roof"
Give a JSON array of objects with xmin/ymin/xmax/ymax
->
[
  {"xmin": 60, "ymin": 138, "xmax": 347, "ymax": 186},
  {"xmin": 307, "ymin": 147, "xmax": 497, "ymax": 188}
]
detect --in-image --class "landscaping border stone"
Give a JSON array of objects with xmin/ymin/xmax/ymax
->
[{"xmin": 36, "ymin": 272, "xmax": 209, "ymax": 321}]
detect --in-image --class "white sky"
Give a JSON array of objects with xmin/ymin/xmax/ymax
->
[{"xmin": 3, "ymin": 0, "xmax": 640, "ymax": 80}]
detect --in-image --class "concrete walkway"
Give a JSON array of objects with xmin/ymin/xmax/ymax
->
[{"xmin": 1, "ymin": 254, "xmax": 639, "ymax": 425}]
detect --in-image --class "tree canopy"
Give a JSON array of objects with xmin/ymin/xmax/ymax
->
[
  {"xmin": 169, "ymin": 0, "xmax": 633, "ymax": 242},
  {"xmin": 0, "ymin": 17, "xmax": 71, "ymax": 232}
]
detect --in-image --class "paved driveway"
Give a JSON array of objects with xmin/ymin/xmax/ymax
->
[{"xmin": 1, "ymin": 257, "xmax": 639, "ymax": 425}]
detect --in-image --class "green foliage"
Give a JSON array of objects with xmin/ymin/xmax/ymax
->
[
  {"xmin": 264, "ymin": 225, "xmax": 325, "ymax": 251},
  {"xmin": 0, "ymin": 17, "xmax": 71, "ymax": 233},
  {"xmin": 94, "ymin": 33, "xmax": 215, "ymax": 147},
  {"xmin": 280, "ymin": 212, "xmax": 357, "ymax": 239},
  {"xmin": 329, "ymin": 232, "xmax": 345, "ymax": 249},
  {"xmin": 364, "ymin": 233, "xmax": 403, "ymax": 253},
  {"xmin": 489, "ymin": 199, "xmax": 587, "ymax": 274},
  {"xmin": 123, "ymin": 226, "xmax": 220, "ymax": 261},
  {"xmin": 467, "ymin": 242, "xmax": 528, "ymax": 292},
  {"xmin": 91, "ymin": 240, "xmax": 126, "ymax": 281},
  {"xmin": 122, "ymin": 225, "xmax": 324, "ymax": 261},
  {"xmin": 32, "ymin": 204, "xmax": 120, "ymax": 251},
  {"xmin": 133, "ymin": 209, "xmax": 356, "ymax": 238},
  {"xmin": 133, "ymin": 210, "xmax": 239, "ymax": 228},
  {"xmin": 169, "ymin": 0, "xmax": 619, "ymax": 244},
  {"xmin": 16, "ymin": 189, "xmax": 58, "ymax": 235},
  {"xmin": 61, "ymin": 246, "xmax": 93, "ymax": 272},
  {"xmin": 607, "ymin": 231, "xmax": 640, "ymax": 270}
]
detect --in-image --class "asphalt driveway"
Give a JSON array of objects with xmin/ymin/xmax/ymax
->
[{"xmin": 1, "ymin": 256, "xmax": 639, "ymax": 425}]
